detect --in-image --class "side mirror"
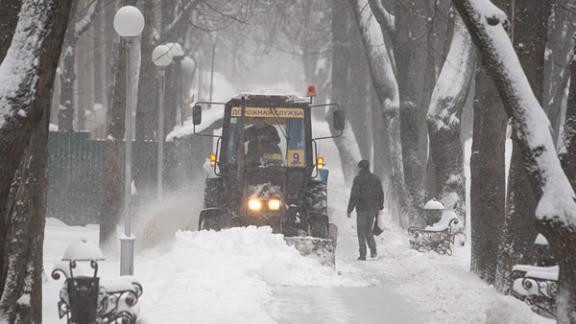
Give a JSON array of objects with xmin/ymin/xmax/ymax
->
[
  {"xmin": 333, "ymin": 110, "xmax": 345, "ymax": 131},
  {"xmin": 192, "ymin": 104, "xmax": 202, "ymax": 125}
]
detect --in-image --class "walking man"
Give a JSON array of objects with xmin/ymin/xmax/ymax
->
[{"xmin": 347, "ymin": 160, "xmax": 384, "ymax": 260}]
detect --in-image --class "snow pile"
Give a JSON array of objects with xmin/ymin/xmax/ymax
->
[{"xmin": 137, "ymin": 227, "xmax": 366, "ymax": 323}]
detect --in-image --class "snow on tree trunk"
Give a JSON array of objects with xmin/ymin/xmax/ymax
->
[
  {"xmin": 0, "ymin": 0, "xmax": 73, "ymax": 321},
  {"xmin": 426, "ymin": 14, "xmax": 475, "ymax": 221},
  {"xmin": 331, "ymin": 0, "xmax": 362, "ymax": 184},
  {"xmin": 453, "ymin": 1, "xmax": 576, "ymax": 322},
  {"xmin": 495, "ymin": 0, "xmax": 551, "ymax": 292},
  {"xmin": 349, "ymin": 0, "xmax": 414, "ymax": 227}
]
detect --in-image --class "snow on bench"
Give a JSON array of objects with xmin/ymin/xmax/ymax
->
[{"xmin": 408, "ymin": 210, "xmax": 460, "ymax": 256}]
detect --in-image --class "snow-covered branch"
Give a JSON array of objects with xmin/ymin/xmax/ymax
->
[
  {"xmin": 367, "ymin": 0, "xmax": 395, "ymax": 35},
  {"xmin": 426, "ymin": 14, "xmax": 476, "ymax": 219}
]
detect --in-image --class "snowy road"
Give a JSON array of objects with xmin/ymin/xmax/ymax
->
[
  {"xmin": 265, "ymin": 232, "xmax": 428, "ymax": 324},
  {"xmin": 269, "ymin": 285, "xmax": 426, "ymax": 324},
  {"xmin": 43, "ymin": 216, "xmax": 550, "ymax": 324}
]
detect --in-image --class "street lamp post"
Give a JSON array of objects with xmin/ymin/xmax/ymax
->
[
  {"xmin": 113, "ymin": 5, "xmax": 145, "ymax": 276},
  {"xmin": 152, "ymin": 45, "xmax": 173, "ymax": 201}
]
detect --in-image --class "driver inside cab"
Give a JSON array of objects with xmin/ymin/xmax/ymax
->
[{"xmin": 245, "ymin": 119, "xmax": 282, "ymax": 165}]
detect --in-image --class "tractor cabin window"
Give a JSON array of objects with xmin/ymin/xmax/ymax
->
[{"xmin": 226, "ymin": 107, "xmax": 306, "ymax": 167}]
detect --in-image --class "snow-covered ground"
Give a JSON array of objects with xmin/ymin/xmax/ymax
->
[
  {"xmin": 42, "ymin": 213, "xmax": 551, "ymax": 324},
  {"xmin": 43, "ymin": 97, "xmax": 550, "ymax": 323}
]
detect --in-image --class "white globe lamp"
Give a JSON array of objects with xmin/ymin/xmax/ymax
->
[
  {"xmin": 152, "ymin": 45, "xmax": 173, "ymax": 67},
  {"xmin": 165, "ymin": 42, "xmax": 185, "ymax": 59},
  {"xmin": 113, "ymin": 6, "xmax": 145, "ymax": 37}
]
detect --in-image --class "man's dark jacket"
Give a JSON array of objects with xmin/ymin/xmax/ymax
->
[{"xmin": 347, "ymin": 169, "xmax": 384, "ymax": 213}]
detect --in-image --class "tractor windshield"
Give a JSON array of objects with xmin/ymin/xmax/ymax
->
[{"xmin": 226, "ymin": 107, "xmax": 306, "ymax": 167}]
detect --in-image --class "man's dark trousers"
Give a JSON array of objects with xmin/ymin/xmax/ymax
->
[{"xmin": 357, "ymin": 210, "xmax": 377, "ymax": 257}]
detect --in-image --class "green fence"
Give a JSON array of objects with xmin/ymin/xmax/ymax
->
[{"xmin": 46, "ymin": 131, "xmax": 208, "ymax": 225}]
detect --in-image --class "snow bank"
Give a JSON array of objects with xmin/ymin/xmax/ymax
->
[{"xmin": 137, "ymin": 227, "xmax": 366, "ymax": 323}]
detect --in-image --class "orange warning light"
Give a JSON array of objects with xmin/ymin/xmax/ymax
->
[{"xmin": 307, "ymin": 85, "xmax": 317, "ymax": 97}]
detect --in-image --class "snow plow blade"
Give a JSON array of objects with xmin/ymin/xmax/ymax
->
[
  {"xmin": 284, "ymin": 224, "xmax": 338, "ymax": 267},
  {"xmin": 284, "ymin": 237, "xmax": 336, "ymax": 266}
]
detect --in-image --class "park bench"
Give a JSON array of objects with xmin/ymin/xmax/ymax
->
[
  {"xmin": 510, "ymin": 264, "xmax": 558, "ymax": 318},
  {"xmin": 408, "ymin": 212, "xmax": 460, "ymax": 255}
]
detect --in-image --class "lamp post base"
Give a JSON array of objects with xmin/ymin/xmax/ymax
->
[{"xmin": 120, "ymin": 236, "xmax": 135, "ymax": 276}]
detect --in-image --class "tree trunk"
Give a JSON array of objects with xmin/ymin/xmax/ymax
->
[
  {"xmin": 57, "ymin": 35, "xmax": 76, "ymax": 131},
  {"xmin": 453, "ymin": 1, "xmax": 576, "ymax": 321},
  {"xmin": 395, "ymin": 0, "xmax": 430, "ymax": 219},
  {"xmin": 134, "ymin": 0, "xmax": 157, "ymax": 200},
  {"xmin": 496, "ymin": 0, "xmax": 552, "ymax": 292},
  {"xmin": 350, "ymin": 0, "xmax": 414, "ymax": 227},
  {"xmin": 470, "ymin": 0, "xmax": 509, "ymax": 285},
  {"xmin": 331, "ymin": 0, "xmax": 361, "ymax": 184},
  {"xmin": 544, "ymin": 0, "xmax": 575, "ymax": 142},
  {"xmin": 426, "ymin": 14, "xmax": 475, "ymax": 220},
  {"xmin": 92, "ymin": 0, "xmax": 105, "ymax": 106},
  {"xmin": 0, "ymin": 0, "xmax": 73, "ymax": 321}
]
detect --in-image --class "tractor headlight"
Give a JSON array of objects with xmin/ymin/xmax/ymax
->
[
  {"xmin": 268, "ymin": 197, "xmax": 282, "ymax": 211},
  {"xmin": 248, "ymin": 198, "xmax": 263, "ymax": 211}
]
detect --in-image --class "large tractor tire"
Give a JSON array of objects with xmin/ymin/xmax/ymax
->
[
  {"xmin": 203, "ymin": 177, "xmax": 223, "ymax": 208},
  {"xmin": 305, "ymin": 180, "xmax": 329, "ymax": 238}
]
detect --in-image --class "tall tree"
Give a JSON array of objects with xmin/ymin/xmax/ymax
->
[
  {"xmin": 395, "ymin": 0, "xmax": 431, "ymax": 220},
  {"xmin": 57, "ymin": 0, "xmax": 99, "ymax": 131},
  {"xmin": 470, "ymin": 0, "xmax": 510, "ymax": 285},
  {"xmin": 496, "ymin": 0, "xmax": 553, "ymax": 292},
  {"xmin": 0, "ymin": 0, "xmax": 73, "ymax": 321},
  {"xmin": 349, "ymin": 0, "xmax": 414, "ymax": 227},
  {"xmin": 331, "ymin": 0, "xmax": 362, "ymax": 183},
  {"xmin": 454, "ymin": 0, "xmax": 576, "ymax": 322},
  {"xmin": 426, "ymin": 14, "xmax": 475, "ymax": 221}
]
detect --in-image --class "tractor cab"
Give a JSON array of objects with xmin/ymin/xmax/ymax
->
[{"xmin": 191, "ymin": 88, "xmax": 344, "ymax": 261}]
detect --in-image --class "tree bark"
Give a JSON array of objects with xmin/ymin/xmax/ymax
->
[
  {"xmin": 470, "ymin": 0, "xmax": 509, "ymax": 286},
  {"xmin": 0, "ymin": 0, "xmax": 73, "ymax": 321},
  {"xmin": 496, "ymin": 0, "xmax": 552, "ymax": 292},
  {"xmin": 471, "ymin": 65, "xmax": 509, "ymax": 285},
  {"xmin": 543, "ymin": 0, "xmax": 574, "ymax": 142},
  {"xmin": 426, "ymin": 14, "xmax": 475, "ymax": 220},
  {"xmin": 453, "ymin": 1, "xmax": 576, "ymax": 322}
]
